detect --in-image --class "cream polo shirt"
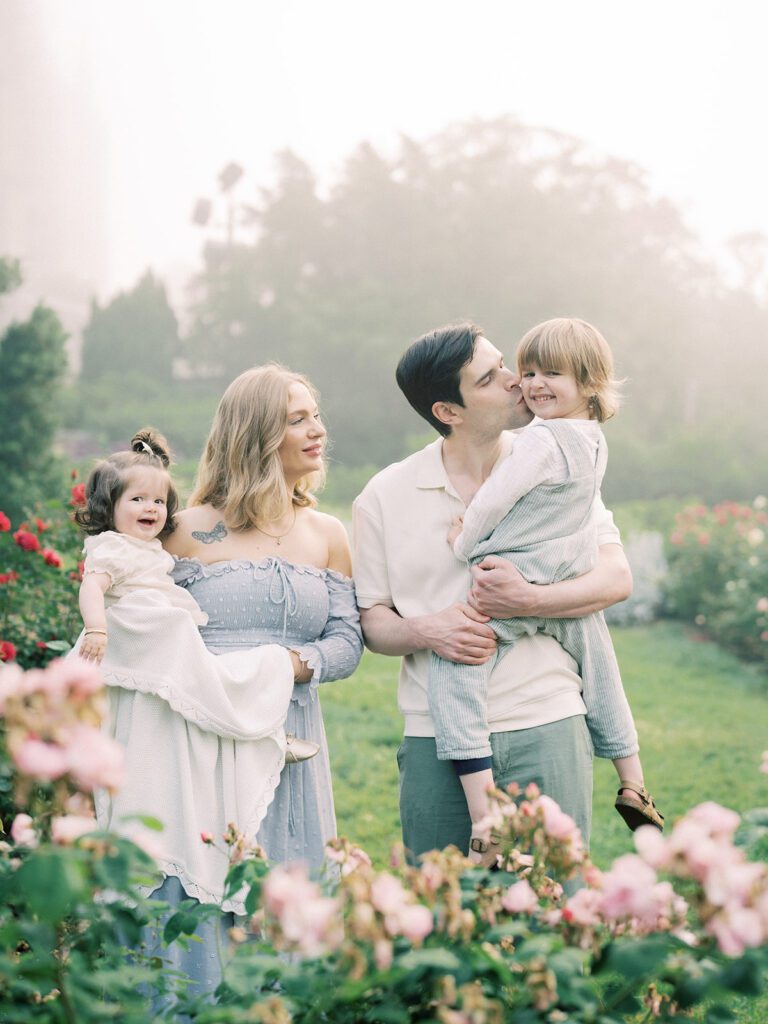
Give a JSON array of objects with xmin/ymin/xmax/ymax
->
[{"xmin": 352, "ymin": 432, "xmax": 622, "ymax": 738}]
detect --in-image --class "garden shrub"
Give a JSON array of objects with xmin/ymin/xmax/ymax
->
[
  {"xmin": 664, "ymin": 498, "xmax": 768, "ymax": 665},
  {"xmin": 1, "ymin": 658, "xmax": 768, "ymax": 1020},
  {"xmin": 0, "ymin": 483, "xmax": 85, "ymax": 671}
]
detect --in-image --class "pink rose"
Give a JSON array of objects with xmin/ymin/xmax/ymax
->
[
  {"xmin": 13, "ymin": 737, "xmax": 69, "ymax": 780},
  {"xmin": 0, "ymin": 663, "xmax": 24, "ymax": 712},
  {"xmin": 501, "ymin": 878, "xmax": 539, "ymax": 914},
  {"xmin": 708, "ymin": 907, "xmax": 765, "ymax": 957},
  {"xmin": 563, "ymin": 886, "xmax": 603, "ymax": 927},
  {"xmin": 51, "ymin": 815, "xmax": 98, "ymax": 845},
  {"xmin": 533, "ymin": 794, "xmax": 583, "ymax": 846},
  {"xmin": 10, "ymin": 813, "xmax": 38, "ymax": 847},
  {"xmin": 392, "ymin": 902, "xmax": 434, "ymax": 943},
  {"xmin": 686, "ymin": 802, "xmax": 741, "ymax": 840},
  {"xmin": 263, "ymin": 863, "xmax": 321, "ymax": 918},
  {"xmin": 371, "ymin": 872, "xmax": 410, "ymax": 915},
  {"xmin": 65, "ymin": 725, "xmax": 124, "ymax": 791}
]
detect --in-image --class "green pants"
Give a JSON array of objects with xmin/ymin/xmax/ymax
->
[{"xmin": 398, "ymin": 715, "xmax": 593, "ymax": 861}]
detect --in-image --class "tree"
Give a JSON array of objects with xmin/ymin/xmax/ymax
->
[
  {"xmin": 80, "ymin": 270, "xmax": 179, "ymax": 385},
  {"xmin": 0, "ymin": 272, "xmax": 68, "ymax": 520}
]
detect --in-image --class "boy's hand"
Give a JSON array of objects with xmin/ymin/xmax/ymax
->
[
  {"xmin": 80, "ymin": 632, "xmax": 107, "ymax": 664},
  {"xmin": 446, "ymin": 515, "xmax": 464, "ymax": 547}
]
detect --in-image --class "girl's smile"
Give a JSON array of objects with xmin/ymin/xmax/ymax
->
[{"xmin": 113, "ymin": 466, "xmax": 170, "ymax": 541}]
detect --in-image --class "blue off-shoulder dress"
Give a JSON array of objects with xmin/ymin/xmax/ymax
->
[
  {"xmin": 171, "ymin": 555, "xmax": 363, "ymax": 869},
  {"xmin": 143, "ymin": 556, "xmax": 362, "ymax": 1006}
]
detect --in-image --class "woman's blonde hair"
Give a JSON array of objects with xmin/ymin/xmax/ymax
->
[
  {"xmin": 189, "ymin": 363, "xmax": 325, "ymax": 529},
  {"xmin": 516, "ymin": 317, "xmax": 622, "ymax": 422}
]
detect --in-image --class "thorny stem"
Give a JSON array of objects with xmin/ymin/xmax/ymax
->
[{"xmin": 54, "ymin": 927, "xmax": 77, "ymax": 1024}]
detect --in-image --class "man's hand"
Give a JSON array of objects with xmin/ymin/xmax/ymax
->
[
  {"xmin": 417, "ymin": 602, "xmax": 497, "ymax": 664},
  {"xmin": 467, "ymin": 557, "xmax": 539, "ymax": 618}
]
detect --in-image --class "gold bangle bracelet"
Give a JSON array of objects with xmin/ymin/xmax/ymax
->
[{"xmin": 83, "ymin": 628, "xmax": 107, "ymax": 636}]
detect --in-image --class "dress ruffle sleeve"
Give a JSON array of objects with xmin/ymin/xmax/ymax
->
[
  {"xmin": 292, "ymin": 571, "xmax": 363, "ymax": 706},
  {"xmin": 82, "ymin": 532, "xmax": 134, "ymax": 587}
]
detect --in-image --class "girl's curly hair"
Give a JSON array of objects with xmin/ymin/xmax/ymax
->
[{"xmin": 73, "ymin": 428, "xmax": 179, "ymax": 537}]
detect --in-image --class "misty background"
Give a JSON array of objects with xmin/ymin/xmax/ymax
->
[{"xmin": 3, "ymin": 0, "xmax": 768, "ymax": 508}]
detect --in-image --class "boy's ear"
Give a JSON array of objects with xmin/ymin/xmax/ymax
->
[{"xmin": 431, "ymin": 400, "xmax": 463, "ymax": 429}]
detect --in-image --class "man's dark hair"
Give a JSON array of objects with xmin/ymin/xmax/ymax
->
[{"xmin": 395, "ymin": 322, "xmax": 483, "ymax": 436}]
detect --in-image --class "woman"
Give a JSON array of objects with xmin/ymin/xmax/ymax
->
[{"xmin": 159, "ymin": 363, "xmax": 362, "ymax": 996}]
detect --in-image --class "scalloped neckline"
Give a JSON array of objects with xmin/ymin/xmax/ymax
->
[{"xmin": 172, "ymin": 552, "xmax": 351, "ymax": 583}]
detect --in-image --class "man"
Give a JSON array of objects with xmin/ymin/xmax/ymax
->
[{"xmin": 352, "ymin": 322, "xmax": 631, "ymax": 859}]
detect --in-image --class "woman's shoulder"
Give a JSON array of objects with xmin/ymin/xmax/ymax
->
[
  {"xmin": 165, "ymin": 505, "xmax": 222, "ymax": 556},
  {"xmin": 301, "ymin": 508, "xmax": 352, "ymax": 576}
]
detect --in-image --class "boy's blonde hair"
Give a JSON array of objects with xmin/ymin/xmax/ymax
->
[
  {"xmin": 516, "ymin": 317, "xmax": 621, "ymax": 422},
  {"xmin": 190, "ymin": 363, "xmax": 325, "ymax": 530}
]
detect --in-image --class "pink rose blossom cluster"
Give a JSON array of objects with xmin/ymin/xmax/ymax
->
[
  {"xmin": 325, "ymin": 840, "xmax": 373, "ymax": 876},
  {"xmin": 1, "ymin": 658, "xmax": 124, "ymax": 799},
  {"xmin": 562, "ymin": 854, "xmax": 687, "ymax": 937},
  {"xmin": 262, "ymin": 863, "xmax": 343, "ymax": 957},
  {"xmin": 370, "ymin": 872, "xmax": 434, "ymax": 943},
  {"xmin": 635, "ymin": 802, "xmax": 768, "ymax": 956}
]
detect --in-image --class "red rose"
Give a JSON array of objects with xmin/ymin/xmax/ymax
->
[
  {"xmin": 0, "ymin": 640, "xmax": 16, "ymax": 662},
  {"xmin": 42, "ymin": 548, "xmax": 63, "ymax": 568},
  {"xmin": 70, "ymin": 483, "xmax": 87, "ymax": 507},
  {"xmin": 13, "ymin": 529, "xmax": 41, "ymax": 553},
  {"xmin": 71, "ymin": 468, "xmax": 78, "ymax": 480},
  {"xmin": 0, "ymin": 511, "xmax": 10, "ymax": 532},
  {"xmin": 35, "ymin": 518, "xmax": 50, "ymax": 533}
]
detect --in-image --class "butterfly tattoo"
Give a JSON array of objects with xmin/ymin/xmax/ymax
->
[{"xmin": 191, "ymin": 521, "xmax": 228, "ymax": 544}]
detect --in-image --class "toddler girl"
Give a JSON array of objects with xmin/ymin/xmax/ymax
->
[
  {"xmin": 75, "ymin": 430, "xmax": 317, "ymax": 898},
  {"xmin": 428, "ymin": 318, "xmax": 663, "ymax": 863}
]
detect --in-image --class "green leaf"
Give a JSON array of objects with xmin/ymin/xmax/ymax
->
[
  {"xmin": 163, "ymin": 910, "xmax": 201, "ymax": 944},
  {"xmin": 119, "ymin": 813, "xmax": 165, "ymax": 832},
  {"xmin": 718, "ymin": 952, "xmax": 763, "ymax": 995},
  {"xmin": 602, "ymin": 935, "xmax": 673, "ymax": 980},
  {"xmin": 395, "ymin": 948, "xmax": 462, "ymax": 972},
  {"xmin": 704, "ymin": 1006, "xmax": 737, "ymax": 1024},
  {"xmin": 14, "ymin": 848, "xmax": 89, "ymax": 921},
  {"xmin": 44, "ymin": 639, "xmax": 71, "ymax": 652}
]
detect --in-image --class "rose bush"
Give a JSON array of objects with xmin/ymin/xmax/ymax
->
[
  {"xmin": 664, "ymin": 497, "xmax": 768, "ymax": 664},
  {"xmin": 2, "ymin": 653, "xmax": 768, "ymax": 1021},
  {"xmin": 0, "ymin": 480, "xmax": 85, "ymax": 671},
  {"xmin": 0, "ymin": 657, "xmax": 197, "ymax": 1021}
]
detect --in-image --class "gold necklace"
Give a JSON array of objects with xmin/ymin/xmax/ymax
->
[{"xmin": 255, "ymin": 507, "xmax": 297, "ymax": 546}]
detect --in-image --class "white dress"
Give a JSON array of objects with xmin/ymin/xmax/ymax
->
[{"xmin": 83, "ymin": 531, "xmax": 294, "ymax": 911}]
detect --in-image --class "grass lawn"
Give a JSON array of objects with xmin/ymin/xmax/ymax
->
[{"xmin": 321, "ymin": 620, "xmax": 768, "ymax": 1021}]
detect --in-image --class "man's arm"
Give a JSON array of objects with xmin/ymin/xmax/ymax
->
[
  {"xmin": 467, "ymin": 543, "xmax": 632, "ymax": 619},
  {"xmin": 360, "ymin": 602, "xmax": 497, "ymax": 665}
]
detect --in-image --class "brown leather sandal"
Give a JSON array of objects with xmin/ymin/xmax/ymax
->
[
  {"xmin": 469, "ymin": 831, "xmax": 502, "ymax": 869},
  {"xmin": 615, "ymin": 780, "xmax": 664, "ymax": 832}
]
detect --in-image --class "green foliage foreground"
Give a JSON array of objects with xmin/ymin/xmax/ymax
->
[{"xmin": 1, "ymin": 650, "xmax": 768, "ymax": 1024}]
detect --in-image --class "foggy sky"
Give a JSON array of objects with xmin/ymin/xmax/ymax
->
[{"xmin": 3, "ymin": 0, "xmax": 768, "ymax": 333}]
